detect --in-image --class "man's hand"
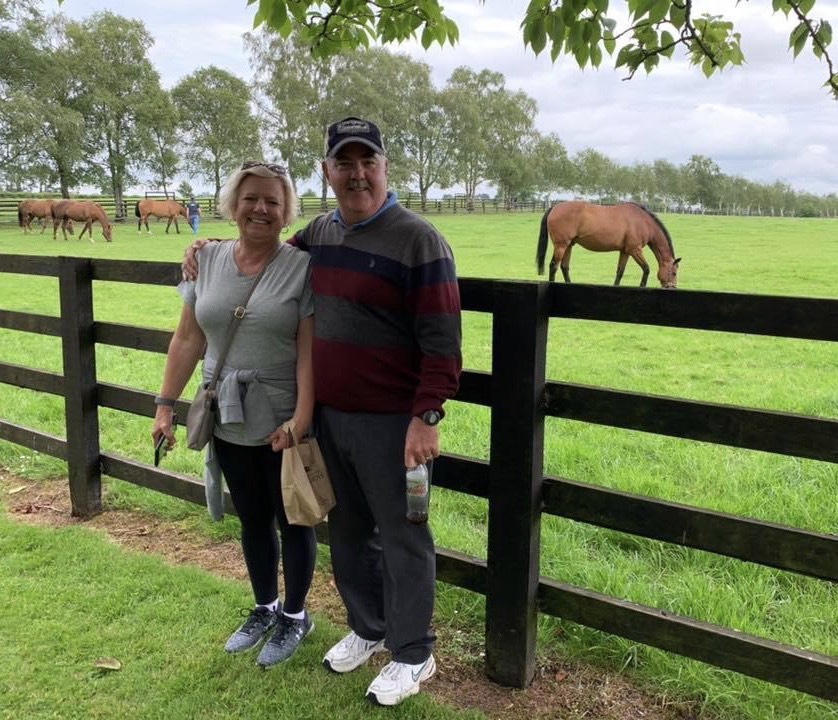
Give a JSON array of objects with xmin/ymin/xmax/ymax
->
[
  {"xmin": 182, "ymin": 238, "xmax": 211, "ymax": 280},
  {"xmin": 404, "ymin": 417, "xmax": 439, "ymax": 468}
]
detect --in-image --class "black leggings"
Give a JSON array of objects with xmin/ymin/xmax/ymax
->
[{"xmin": 213, "ymin": 438, "xmax": 316, "ymax": 613}]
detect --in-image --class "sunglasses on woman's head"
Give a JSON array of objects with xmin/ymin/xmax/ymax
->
[{"xmin": 241, "ymin": 161, "xmax": 287, "ymax": 176}]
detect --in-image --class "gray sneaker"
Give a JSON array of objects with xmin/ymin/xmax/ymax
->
[
  {"xmin": 224, "ymin": 607, "xmax": 278, "ymax": 653},
  {"xmin": 257, "ymin": 612, "xmax": 314, "ymax": 668}
]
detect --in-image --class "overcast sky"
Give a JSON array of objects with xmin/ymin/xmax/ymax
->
[{"xmin": 56, "ymin": 0, "xmax": 838, "ymax": 197}]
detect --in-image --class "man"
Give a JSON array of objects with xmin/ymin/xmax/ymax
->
[
  {"xmin": 185, "ymin": 196, "xmax": 201, "ymax": 235},
  {"xmin": 184, "ymin": 118, "xmax": 462, "ymax": 706}
]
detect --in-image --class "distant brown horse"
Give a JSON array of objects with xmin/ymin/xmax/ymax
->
[
  {"xmin": 135, "ymin": 199, "xmax": 188, "ymax": 234},
  {"xmin": 17, "ymin": 199, "xmax": 73, "ymax": 235},
  {"xmin": 52, "ymin": 200, "xmax": 113, "ymax": 243},
  {"xmin": 536, "ymin": 201, "xmax": 680, "ymax": 288}
]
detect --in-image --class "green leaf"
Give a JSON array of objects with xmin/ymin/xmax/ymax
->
[
  {"xmin": 799, "ymin": 0, "xmax": 815, "ymax": 14},
  {"xmin": 548, "ymin": 12, "xmax": 566, "ymax": 43},
  {"xmin": 633, "ymin": 0, "xmax": 656, "ymax": 21},
  {"xmin": 669, "ymin": 3, "xmax": 686, "ymax": 29},
  {"xmin": 648, "ymin": 0, "xmax": 669, "ymax": 24},
  {"xmin": 530, "ymin": 17, "xmax": 547, "ymax": 54},
  {"xmin": 593, "ymin": 0, "xmax": 608, "ymax": 13},
  {"xmin": 603, "ymin": 34, "xmax": 616, "ymax": 54},
  {"xmin": 574, "ymin": 42, "xmax": 590, "ymax": 67},
  {"xmin": 615, "ymin": 44, "xmax": 633, "ymax": 68},
  {"xmin": 590, "ymin": 42, "xmax": 603, "ymax": 66},
  {"xmin": 790, "ymin": 22, "xmax": 808, "ymax": 58},
  {"xmin": 446, "ymin": 18, "xmax": 459, "ymax": 43},
  {"xmin": 435, "ymin": 20, "xmax": 448, "ymax": 43},
  {"xmin": 816, "ymin": 21, "xmax": 832, "ymax": 49},
  {"xmin": 421, "ymin": 25, "xmax": 433, "ymax": 49},
  {"xmin": 702, "ymin": 56, "xmax": 714, "ymax": 77}
]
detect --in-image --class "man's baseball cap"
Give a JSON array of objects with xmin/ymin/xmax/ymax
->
[{"xmin": 325, "ymin": 117, "xmax": 385, "ymax": 158}]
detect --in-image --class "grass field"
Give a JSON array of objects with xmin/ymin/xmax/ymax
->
[{"xmin": 1, "ymin": 212, "xmax": 837, "ymax": 720}]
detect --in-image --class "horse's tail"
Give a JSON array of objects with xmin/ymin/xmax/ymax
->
[
  {"xmin": 536, "ymin": 205, "xmax": 552, "ymax": 275},
  {"xmin": 17, "ymin": 203, "xmax": 23, "ymax": 227},
  {"xmin": 134, "ymin": 201, "xmax": 141, "ymax": 217}
]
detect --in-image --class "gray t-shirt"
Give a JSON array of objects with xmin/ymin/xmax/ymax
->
[{"xmin": 179, "ymin": 240, "xmax": 313, "ymax": 445}]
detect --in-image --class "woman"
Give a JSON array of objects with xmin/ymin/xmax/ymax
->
[{"xmin": 152, "ymin": 161, "xmax": 316, "ymax": 668}]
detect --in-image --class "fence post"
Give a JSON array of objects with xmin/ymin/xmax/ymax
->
[
  {"xmin": 485, "ymin": 281, "xmax": 548, "ymax": 687},
  {"xmin": 59, "ymin": 257, "xmax": 102, "ymax": 518}
]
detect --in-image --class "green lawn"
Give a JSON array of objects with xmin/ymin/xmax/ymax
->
[
  {"xmin": 0, "ymin": 513, "xmax": 481, "ymax": 720},
  {"xmin": 1, "ymin": 212, "xmax": 837, "ymax": 720}
]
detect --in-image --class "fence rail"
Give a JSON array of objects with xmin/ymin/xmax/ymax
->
[
  {"xmin": 0, "ymin": 196, "xmax": 553, "ymax": 226},
  {"xmin": 0, "ymin": 253, "xmax": 836, "ymax": 702}
]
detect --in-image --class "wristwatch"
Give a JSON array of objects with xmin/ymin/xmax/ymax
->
[{"xmin": 421, "ymin": 410, "xmax": 442, "ymax": 426}]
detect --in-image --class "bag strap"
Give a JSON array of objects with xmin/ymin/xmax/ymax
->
[
  {"xmin": 206, "ymin": 245, "xmax": 280, "ymax": 389},
  {"xmin": 281, "ymin": 420, "xmax": 298, "ymax": 446}
]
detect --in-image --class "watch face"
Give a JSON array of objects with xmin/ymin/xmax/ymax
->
[{"xmin": 422, "ymin": 410, "xmax": 441, "ymax": 426}]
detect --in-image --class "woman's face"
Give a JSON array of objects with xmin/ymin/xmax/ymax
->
[{"xmin": 234, "ymin": 174, "xmax": 286, "ymax": 243}]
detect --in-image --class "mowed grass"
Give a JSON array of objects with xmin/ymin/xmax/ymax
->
[
  {"xmin": 0, "ymin": 512, "xmax": 482, "ymax": 720},
  {"xmin": 1, "ymin": 211, "xmax": 837, "ymax": 720}
]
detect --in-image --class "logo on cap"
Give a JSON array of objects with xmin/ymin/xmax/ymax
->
[{"xmin": 336, "ymin": 119, "xmax": 372, "ymax": 135}]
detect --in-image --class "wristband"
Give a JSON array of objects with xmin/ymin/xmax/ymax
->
[{"xmin": 154, "ymin": 396, "xmax": 176, "ymax": 407}]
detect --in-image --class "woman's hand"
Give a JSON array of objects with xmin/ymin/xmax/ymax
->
[
  {"xmin": 267, "ymin": 423, "xmax": 294, "ymax": 452},
  {"xmin": 151, "ymin": 406, "xmax": 177, "ymax": 450}
]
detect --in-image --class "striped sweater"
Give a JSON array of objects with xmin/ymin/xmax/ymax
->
[{"xmin": 290, "ymin": 201, "xmax": 461, "ymax": 417}]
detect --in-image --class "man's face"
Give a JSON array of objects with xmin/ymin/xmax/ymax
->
[{"xmin": 323, "ymin": 143, "xmax": 388, "ymax": 225}]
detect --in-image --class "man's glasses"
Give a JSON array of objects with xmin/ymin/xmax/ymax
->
[{"xmin": 241, "ymin": 161, "xmax": 287, "ymax": 176}]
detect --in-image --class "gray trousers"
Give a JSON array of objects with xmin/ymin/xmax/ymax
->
[{"xmin": 317, "ymin": 406, "xmax": 436, "ymax": 664}]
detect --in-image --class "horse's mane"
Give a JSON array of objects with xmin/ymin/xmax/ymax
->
[{"xmin": 626, "ymin": 202, "xmax": 674, "ymax": 256}]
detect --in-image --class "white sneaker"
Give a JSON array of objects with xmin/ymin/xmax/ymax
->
[
  {"xmin": 365, "ymin": 655, "xmax": 436, "ymax": 706},
  {"xmin": 322, "ymin": 631, "xmax": 385, "ymax": 673}
]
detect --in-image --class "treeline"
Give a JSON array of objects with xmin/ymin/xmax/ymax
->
[{"xmin": 1, "ymin": 2, "xmax": 836, "ymax": 218}]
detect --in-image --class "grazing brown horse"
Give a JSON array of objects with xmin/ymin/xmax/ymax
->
[
  {"xmin": 536, "ymin": 201, "xmax": 680, "ymax": 288},
  {"xmin": 17, "ymin": 199, "xmax": 73, "ymax": 235},
  {"xmin": 52, "ymin": 200, "xmax": 113, "ymax": 243},
  {"xmin": 135, "ymin": 199, "xmax": 189, "ymax": 234}
]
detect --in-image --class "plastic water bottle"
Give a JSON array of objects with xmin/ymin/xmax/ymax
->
[{"xmin": 405, "ymin": 464, "xmax": 429, "ymax": 523}]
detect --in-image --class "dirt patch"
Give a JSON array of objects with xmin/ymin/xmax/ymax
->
[{"xmin": 1, "ymin": 472, "xmax": 699, "ymax": 720}]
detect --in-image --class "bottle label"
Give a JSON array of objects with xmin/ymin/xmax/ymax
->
[{"xmin": 406, "ymin": 479, "xmax": 428, "ymax": 497}]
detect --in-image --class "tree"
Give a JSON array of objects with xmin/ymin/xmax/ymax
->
[
  {"xmin": 66, "ymin": 12, "xmax": 163, "ymax": 212},
  {"xmin": 683, "ymin": 154, "xmax": 722, "ymax": 210},
  {"xmin": 171, "ymin": 67, "xmax": 262, "ymax": 202},
  {"xmin": 242, "ymin": 1, "xmax": 838, "ymax": 100},
  {"xmin": 244, "ymin": 29, "xmax": 338, "ymax": 196},
  {"xmin": 327, "ymin": 48, "xmax": 454, "ymax": 207},
  {"xmin": 573, "ymin": 148, "xmax": 617, "ymax": 201},
  {"xmin": 138, "ymin": 88, "xmax": 181, "ymax": 196},
  {"xmin": 529, "ymin": 133, "xmax": 573, "ymax": 199},
  {"xmin": 441, "ymin": 68, "xmax": 538, "ymax": 205},
  {"xmin": 0, "ymin": 7, "xmax": 87, "ymax": 195}
]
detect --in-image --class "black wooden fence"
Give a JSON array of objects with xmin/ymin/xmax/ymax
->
[{"xmin": 0, "ymin": 254, "xmax": 836, "ymax": 701}]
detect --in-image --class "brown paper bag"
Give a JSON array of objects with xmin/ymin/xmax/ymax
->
[{"xmin": 281, "ymin": 430, "xmax": 335, "ymax": 526}]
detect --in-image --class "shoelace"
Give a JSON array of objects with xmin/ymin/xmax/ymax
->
[
  {"xmin": 240, "ymin": 607, "xmax": 273, "ymax": 633},
  {"xmin": 378, "ymin": 661, "xmax": 406, "ymax": 680},
  {"xmin": 270, "ymin": 616, "xmax": 303, "ymax": 645}
]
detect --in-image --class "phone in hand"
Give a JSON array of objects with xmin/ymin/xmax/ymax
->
[
  {"xmin": 154, "ymin": 415, "xmax": 176, "ymax": 467},
  {"xmin": 154, "ymin": 433, "xmax": 167, "ymax": 467}
]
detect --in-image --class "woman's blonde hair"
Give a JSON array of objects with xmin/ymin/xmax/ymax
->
[{"xmin": 217, "ymin": 162, "xmax": 298, "ymax": 228}]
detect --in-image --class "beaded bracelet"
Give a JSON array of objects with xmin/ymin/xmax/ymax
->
[{"xmin": 154, "ymin": 396, "xmax": 176, "ymax": 407}]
